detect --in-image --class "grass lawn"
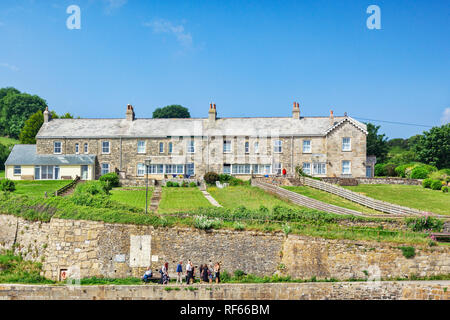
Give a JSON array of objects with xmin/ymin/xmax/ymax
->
[
  {"xmin": 0, "ymin": 170, "xmax": 4, "ymax": 179},
  {"xmin": 13, "ymin": 180, "xmax": 70, "ymax": 197},
  {"xmin": 158, "ymin": 187, "xmax": 214, "ymax": 213},
  {"xmin": 283, "ymin": 186, "xmax": 382, "ymax": 215},
  {"xmin": 344, "ymin": 184, "xmax": 450, "ymax": 216},
  {"xmin": 207, "ymin": 186, "xmax": 303, "ymax": 210},
  {"xmin": 110, "ymin": 187, "xmax": 153, "ymax": 210}
]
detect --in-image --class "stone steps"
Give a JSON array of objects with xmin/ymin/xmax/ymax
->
[{"xmin": 149, "ymin": 186, "xmax": 162, "ymax": 212}]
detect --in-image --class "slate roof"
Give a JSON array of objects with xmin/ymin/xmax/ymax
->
[
  {"xmin": 35, "ymin": 116, "xmax": 367, "ymax": 138},
  {"xmin": 5, "ymin": 145, "xmax": 96, "ymax": 166}
]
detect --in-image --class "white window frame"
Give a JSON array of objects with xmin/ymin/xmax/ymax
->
[
  {"xmin": 186, "ymin": 163, "xmax": 195, "ymax": 176},
  {"xmin": 223, "ymin": 164, "xmax": 231, "ymax": 174},
  {"xmin": 102, "ymin": 141, "xmax": 110, "ymax": 154},
  {"xmin": 13, "ymin": 166, "xmax": 21, "ymax": 175},
  {"xmin": 312, "ymin": 162, "xmax": 326, "ymax": 175},
  {"xmin": 137, "ymin": 163, "xmax": 146, "ymax": 176},
  {"xmin": 159, "ymin": 142, "xmax": 164, "ymax": 153},
  {"xmin": 302, "ymin": 162, "xmax": 311, "ymax": 175},
  {"xmin": 75, "ymin": 143, "xmax": 79, "ymax": 154},
  {"xmin": 137, "ymin": 140, "xmax": 146, "ymax": 154},
  {"xmin": 273, "ymin": 140, "xmax": 282, "ymax": 153},
  {"xmin": 54, "ymin": 141, "xmax": 62, "ymax": 154},
  {"xmin": 84, "ymin": 143, "xmax": 88, "ymax": 154},
  {"xmin": 274, "ymin": 162, "xmax": 282, "ymax": 174},
  {"xmin": 342, "ymin": 161, "xmax": 351, "ymax": 175},
  {"xmin": 302, "ymin": 140, "xmax": 311, "ymax": 153},
  {"xmin": 232, "ymin": 164, "xmax": 251, "ymax": 174},
  {"xmin": 342, "ymin": 137, "xmax": 351, "ymax": 151},
  {"xmin": 223, "ymin": 140, "xmax": 232, "ymax": 153},
  {"xmin": 251, "ymin": 164, "xmax": 272, "ymax": 175},
  {"xmin": 254, "ymin": 141, "xmax": 259, "ymax": 154},
  {"xmin": 187, "ymin": 140, "xmax": 195, "ymax": 153},
  {"xmin": 101, "ymin": 163, "xmax": 110, "ymax": 175},
  {"xmin": 34, "ymin": 165, "xmax": 59, "ymax": 180}
]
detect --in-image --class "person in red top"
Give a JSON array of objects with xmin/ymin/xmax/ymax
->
[{"xmin": 282, "ymin": 168, "xmax": 287, "ymax": 176}]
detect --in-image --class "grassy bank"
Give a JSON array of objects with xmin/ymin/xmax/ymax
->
[
  {"xmin": 158, "ymin": 187, "xmax": 214, "ymax": 213},
  {"xmin": 344, "ymin": 184, "xmax": 450, "ymax": 215},
  {"xmin": 110, "ymin": 187, "xmax": 154, "ymax": 210}
]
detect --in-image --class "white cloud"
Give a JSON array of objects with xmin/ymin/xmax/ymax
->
[
  {"xmin": 103, "ymin": 0, "xmax": 127, "ymax": 13},
  {"xmin": 0, "ymin": 63, "xmax": 19, "ymax": 72},
  {"xmin": 441, "ymin": 108, "xmax": 450, "ymax": 124},
  {"xmin": 143, "ymin": 19, "xmax": 193, "ymax": 48}
]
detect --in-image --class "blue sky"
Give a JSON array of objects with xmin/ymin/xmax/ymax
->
[{"xmin": 0, "ymin": 0, "xmax": 449, "ymax": 138}]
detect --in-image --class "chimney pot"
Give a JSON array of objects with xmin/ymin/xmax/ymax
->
[
  {"xmin": 43, "ymin": 107, "xmax": 51, "ymax": 123},
  {"xmin": 209, "ymin": 102, "xmax": 217, "ymax": 122},
  {"xmin": 292, "ymin": 101, "xmax": 300, "ymax": 119},
  {"xmin": 126, "ymin": 104, "xmax": 135, "ymax": 121}
]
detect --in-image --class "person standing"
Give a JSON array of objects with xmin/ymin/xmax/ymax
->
[
  {"xmin": 201, "ymin": 263, "xmax": 209, "ymax": 283},
  {"xmin": 214, "ymin": 262, "xmax": 221, "ymax": 284},
  {"xmin": 186, "ymin": 260, "xmax": 193, "ymax": 284},
  {"xmin": 176, "ymin": 261, "xmax": 183, "ymax": 284},
  {"xmin": 162, "ymin": 262, "xmax": 170, "ymax": 285}
]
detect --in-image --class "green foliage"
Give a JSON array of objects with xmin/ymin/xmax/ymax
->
[
  {"xmin": 218, "ymin": 174, "xmax": 233, "ymax": 183},
  {"xmin": 204, "ymin": 172, "xmax": 219, "ymax": 185},
  {"xmin": 189, "ymin": 182, "xmax": 197, "ymax": 188},
  {"xmin": 442, "ymin": 186, "xmax": 448, "ymax": 193},
  {"xmin": 366, "ymin": 123, "xmax": 389, "ymax": 163},
  {"xmin": 398, "ymin": 246, "xmax": 415, "ymax": 259},
  {"xmin": 74, "ymin": 181, "xmax": 109, "ymax": 196},
  {"xmin": 422, "ymin": 178, "xmax": 433, "ymax": 188},
  {"xmin": 0, "ymin": 250, "xmax": 54, "ymax": 284},
  {"xmin": 0, "ymin": 143, "xmax": 12, "ymax": 170},
  {"xmin": 193, "ymin": 215, "xmax": 223, "ymax": 230},
  {"xmin": 80, "ymin": 277, "xmax": 141, "ymax": 285},
  {"xmin": 384, "ymin": 163, "xmax": 397, "ymax": 176},
  {"xmin": 0, "ymin": 88, "xmax": 47, "ymax": 139},
  {"xmin": 19, "ymin": 110, "xmax": 43, "ymax": 144},
  {"xmin": 374, "ymin": 163, "xmax": 397, "ymax": 177},
  {"xmin": 405, "ymin": 216, "xmax": 443, "ymax": 232},
  {"xmin": 410, "ymin": 167, "xmax": 429, "ymax": 179},
  {"xmin": 430, "ymin": 180, "xmax": 442, "ymax": 190},
  {"xmin": 0, "ymin": 178, "xmax": 16, "ymax": 192},
  {"xmin": 414, "ymin": 124, "xmax": 450, "ymax": 169},
  {"xmin": 282, "ymin": 223, "xmax": 292, "ymax": 235},
  {"xmin": 374, "ymin": 163, "xmax": 386, "ymax": 177},
  {"xmin": 152, "ymin": 105, "xmax": 190, "ymax": 118},
  {"xmin": 165, "ymin": 181, "xmax": 179, "ymax": 187},
  {"xmin": 99, "ymin": 172, "xmax": 120, "ymax": 188},
  {"xmin": 232, "ymin": 221, "xmax": 245, "ymax": 230}
]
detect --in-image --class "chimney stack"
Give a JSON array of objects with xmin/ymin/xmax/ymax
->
[
  {"xmin": 43, "ymin": 107, "xmax": 51, "ymax": 123},
  {"xmin": 126, "ymin": 104, "xmax": 135, "ymax": 121},
  {"xmin": 330, "ymin": 110, "xmax": 334, "ymax": 125},
  {"xmin": 292, "ymin": 102, "xmax": 300, "ymax": 120},
  {"xmin": 208, "ymin": 102, "xmax": 217, "ymax": 122}
]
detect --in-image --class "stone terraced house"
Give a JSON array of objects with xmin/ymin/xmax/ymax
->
[{"xmin": 5, "ymin": 102, "xmax": 372, "ymax": 181}]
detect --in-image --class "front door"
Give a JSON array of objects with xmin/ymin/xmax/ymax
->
[
  {"xmin": 366, "ymin": 166, "xmax": 372, "ymax": 178},
  {"xmin": 81, "ymin": 165, "xmax": 89, "ymax": 180}
]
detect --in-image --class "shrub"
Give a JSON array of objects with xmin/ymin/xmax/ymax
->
[
  {"xmin": 229, "ymin": 177, "xmax": 247, "ymax": 186},
  {"xmin": 422, "ymin": 178, "xmax": 433, "ymax": 188},
  {"xmin": 189, "ymin": 182, "xmax": 197, "ymax": 188},
  {"xmin": 398, "ymin": 246, "xmax": 415, "ymax": 259},
  {"xmin": 99, "ymin": 172, "xmax": 120, "ymax": 188},
  {"xmin": 233, "ymin": 221, "xmax": 245, "ymax": 231},
  {"xmin": 181, "ymin": 181, "xmax": 189, "ymax": 188},
  {"xmin": 429, "ymin": 169, "xmax": 450, "ymax": 181},
  {"xmin": 430, "ymin": 180, "xmax": 442, "ymax": 190},
  {"xmin": 442, "ymin": 186, "xmax": 448, "ymax": 193},
  {"xmin": 405, "ymin": 216, "xmax": 443, "ymax": 232},
  {"xmin": 172, "ymin": 182, "xmax": 179, "ymax": 187},
  {"xmin": 395, "ymin": 164, "xmax": 412, "ymax": 178},
  {"xmin": 218, "ymin": 174, "xmax": 233, "ymax": 183},
  {"xmin": 374, "ymin": 164, "xmax": 386, "ymax": 177},
  {"xmin": 410, "ymin": 167, "xmax": 429, "ymax": 179},
  {"xmin": 0, "ymin": 179, "xmax": 16, "ymax": 192},
  {"xmin": 204, "ymin": 172, "xmax": 219, "ymax": 185},
  {"xmin": 74, "ymin": 181, "xmax": 108, "ymax": 195},
  {"xmin": 384, "ymin": 164, "xmax": 397, "ymax": 177},
  {"xmin": 282, "ymin": 224, "xmax": 292, "ymax": 235},
  {"xmin": 193, "ymin": 215, "xmax": 222, "ymax": 230},
  {"xmin": 166, "ymin": 181, "xmax": 173, "ymax": 187}
]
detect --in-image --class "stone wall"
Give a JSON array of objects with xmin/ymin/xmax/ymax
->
[
  {"xmin": 321, "ymin": 177, "xmax": 423, "ymax": 185},
  {"xmin": 0, "ymin": 281, "xmax": 448, "ymax": 300},
  {"xmin": 0, "ymin": 214, "xmax": 448, "ymax": 282}
]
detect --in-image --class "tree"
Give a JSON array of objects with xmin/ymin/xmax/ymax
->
[
  {"xmin": 0, "ymin": 143, "xmax": 11, "ymax": 170},
  {"xmin": 413, "ymin": 124, "xmax": 450, "ymax": 169},
  {"xmin": 366, "ymin": 123, "xmax": 389, "ymax": 163},
  {"xmin": 0, "ymin": 89, "xmax": 47, "ymax": 139},
  {"xmin": 152, "ymin": 105, "xmax": 190, "ymax": 118},
  {"xmin": 19, "ymin": 110, "xmax": 75, "ymax": 144}
]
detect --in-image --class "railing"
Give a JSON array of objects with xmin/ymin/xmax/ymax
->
[
  {"xmin": 300, "ymin": 177, "xmax": 427, "ymax": 216},
  {"xmin": 54, "ymin": 176, "xmax": 80, "ymax": 197},
  {"xmin": 251, "ymin": 180, "xmax": 370, "ymax": 217}
]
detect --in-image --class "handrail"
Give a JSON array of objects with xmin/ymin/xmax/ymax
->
[{"xmin": 54, "ymin": 176, "xmax": 80, "ymax": 196}]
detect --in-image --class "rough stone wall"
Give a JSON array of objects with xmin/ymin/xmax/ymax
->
[
  {"xmin": 0, "ymin": 281, "xmax": 448, "ymax": 300},
  {"xmin": 322, "ymin": 177, "xmax": 423, "ymax": 185},
  {"xmin": 1, "ymin": 214, "xmax": 448, "ymax": 282}
]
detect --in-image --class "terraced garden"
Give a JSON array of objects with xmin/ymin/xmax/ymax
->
[
  {"xmin": 12, "ymin": 180, "xmax": 69, "ymax": 197},
  {"xmin": 343, "ymin": 184, "xmax": 450, "ymax": 216},
  {"xmin": 282, "ymin": 186, "xmax": 382, "ymax": 215},
  {"xmin": 207, "ymin": 186, "xmax": 302, "ymax": 210},
  {"xmin": 110, "ymin": 187, "xmax": 154, "ymax": 210},
  {"xmin": 158, "ymin": 187, "xmax": 214, "ymax": 213}
]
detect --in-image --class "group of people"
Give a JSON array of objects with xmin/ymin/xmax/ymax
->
[{"xmin": 142, "ymin": 260, "xmax": 221, "ymax": 285}]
